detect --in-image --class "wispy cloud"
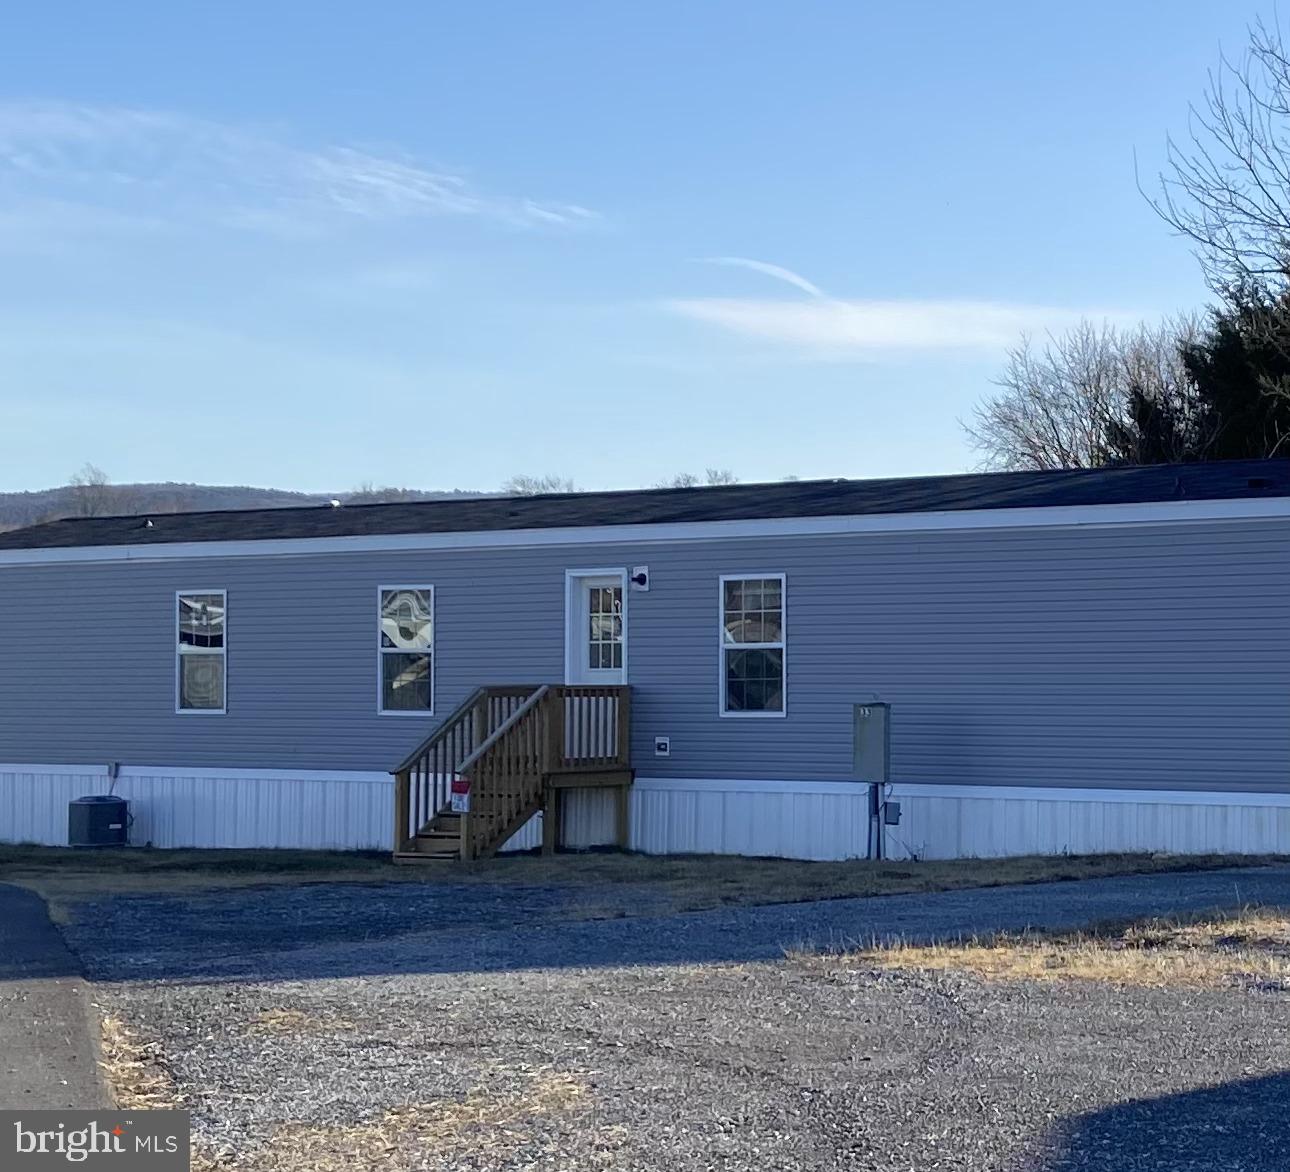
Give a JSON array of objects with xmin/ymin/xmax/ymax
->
[
  {"xmin": 0, "ymin": 101, "xmax": 596, "ymax": 235},
  {"xmin": 696, "ymin": 256, "xmax": 827, "ymax": 298},
  {"xmin": 670, "ymin": 258, "xmax": 1143, "ymax": 356}
]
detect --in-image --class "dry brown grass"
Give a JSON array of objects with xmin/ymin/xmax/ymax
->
[
  {"xmin": 99, "ymin": 1014, "xmax": 226, "ymax": 1171},
  {"xmin": 99, "ymin": 1013, "xmax": 179, "ymax": 1111},
  {"xmin": 100, "ymin": 1010, "xmax": 604, "ymax": 1170},
  {"xmin": 812, "ymin": 906, "xmax": 1290, "ymax": 988},
  {"xmin": 250, "ymin": 1072, "xmax": 609, "ymax": 1171},
  {"xmin": 4, "ymin": 842, "xmax": 1282, "ymax": 922}
]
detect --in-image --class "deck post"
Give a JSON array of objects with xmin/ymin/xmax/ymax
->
[
  {"xmin": 544, "ymin": 689, "xmax": 564, "ymax": 772},
  {"xmin": 542, "ymin": 788, "xmax": 559, "ymax": 855},
  {"xmin": 615, "ymin": 686, "xmax": 631, "ymax": 766},
  {"xmin": 472, "ymin": 693, "xmax": 491, "ymax": 750},
  {"xmin": 393, "ymin": 768, "xmax": 410, "ymax": 853},
  {"xmin": 459, "ymin": 768, "xmax": 473, "ymax": 863}
]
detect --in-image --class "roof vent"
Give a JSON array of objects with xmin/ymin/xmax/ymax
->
[
  {"xmin": 143, "ymin": 519, "xmax": 154, "ymax": 529},
  {"xmin": 329, "ymin": 499, "xmax": 342, "ymax": 508}
]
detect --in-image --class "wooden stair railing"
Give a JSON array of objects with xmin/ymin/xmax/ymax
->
[
  {"xmin": 393, "ymin": 683, "xmax": 633, "ymax": 861},
  {"xmin": 456, "ymin": 685, "xmax": 552, "ymax": 860},
  {"xmin": 392, "ymin": 684, "xmax": 540, "ymax": 853}
]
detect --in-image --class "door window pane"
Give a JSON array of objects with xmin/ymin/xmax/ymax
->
[{"xmin": 586, "ymin": 584, "xmax": 623, "ymax": 673}]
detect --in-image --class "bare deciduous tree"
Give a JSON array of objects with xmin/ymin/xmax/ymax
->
[
  {"xmin": 965, "ymin": 317, "xmax": 1205, "ymax": 470},
  {"xmin": 346, "ymin": 482, "xmax": 435, "ymax": 504},
  {"xmin": 1146, "ymin": 18, "xmax": 1290, "ymax": 422},
  {"xmin": 1148, "ymin": 18, "xmax": 1290, "ymax": 298},
  {"xmin": 68, "ymin": 463, "xmax": 117, "ymax": 517},
  {"xmin": 502, "ymin": 474, "xmax": 577, "ymax": 495},
  {"xmin": 656, "ymin": 469, "xmax": 739, "ymax": 488}
]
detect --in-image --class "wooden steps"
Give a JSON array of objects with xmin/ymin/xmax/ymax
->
[
  {"xmin": 392, "ymin": 683, "xmax": 632, "ymax": 862},
  {"xmin": 398, "ymin": 811, "xmax": 487, "ymax": 861},
  {"xmin": 394, "ymin": 806, "xmax": 523, "ymax": 861}
]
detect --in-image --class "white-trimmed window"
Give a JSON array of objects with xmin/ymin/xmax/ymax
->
[
  {"xmin": 720, "ymin": 574, "xmax": 785, "ymax": 716},
  {"xmin": 379, "ymin": 586, "xmax": 434, "ymax": 713},
  {"xmin": 177, "ymin": 591, "xmax": 226, "ymax": 713}
]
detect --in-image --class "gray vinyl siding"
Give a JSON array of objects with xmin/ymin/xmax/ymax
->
[{"xmin": 0, "ymin": 518, "xmax": 1287, "ymax": 793}]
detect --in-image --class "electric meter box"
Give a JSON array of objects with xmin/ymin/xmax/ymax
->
[{"xmin": 853, "ymin": 703, "xmax": 890, "ymax": 784}]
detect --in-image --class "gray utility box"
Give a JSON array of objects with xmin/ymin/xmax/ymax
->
[
  {"xmin": 68, "ymin": 795, "xmax": 129, "ymax": 848},
  {"xmin": 853, "ymin": 703, "xmax": 891, "ymax": 783}
]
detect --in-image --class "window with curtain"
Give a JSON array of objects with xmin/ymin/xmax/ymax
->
[
  {"xmin": 177, "ymin": 591, "xmax": 226, "ymax": 712},
  {"xmin": 720, "ymin": 575, "xmax": 785, "ymax": 715},
  {"xmin": 380, "ymin": 587, "xmax": 434, "ymax": 712}
]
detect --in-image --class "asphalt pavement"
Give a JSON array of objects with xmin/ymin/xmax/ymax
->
[{"xmin": 0, "ymin": 883, "xmax": 106, "ymax": 1108}]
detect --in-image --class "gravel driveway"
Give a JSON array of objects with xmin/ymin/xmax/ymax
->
[{"xmin": 64, "ymin": 866, "xmax": 1290, "ymax": 1171}]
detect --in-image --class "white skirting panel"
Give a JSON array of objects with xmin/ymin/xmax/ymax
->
[
  {"xmin": 564, "ymin": 778, "xmax": 873, "ymax": 861},
  {"xmin": 562, "ymin": 788, "xmax": 620, "ymax": 849},
  {"xmin": 1, "ymin": 764, "xmax": 108, "ymax": 847},
  {"xmin": 568, "ymin": 779, "xmax": 1290, "ymax": 861},
  {"xmin": 6, "ymin": 765, "xmax": 1288, "ymax": 860},
  {"xmin": 462, "ymin": 786, "xmax": 877, "ymax": 858},
  {"xmin": 0, "ymin": 764, "xmax": 394, "ymax": 851},
  {"xmin": 452, "ymin": 785, "xmax": 855, "ymax": 856},
  {"xmin": 886, "ymin": 783, "xmax": 1290, "ymax": 860}
]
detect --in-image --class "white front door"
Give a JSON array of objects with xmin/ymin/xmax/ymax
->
[
  {"xmin": 567, "ymin": 573, "xmax": 626, "ymax": 684},
  {"xmin": 565, "ymin": 572, "xmax": 626, "ymax": 762}
]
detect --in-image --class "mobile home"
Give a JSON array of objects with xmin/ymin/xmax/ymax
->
[{"xmin": 1, "ymin": 460, "xmax": 1288, "ymax": 861}]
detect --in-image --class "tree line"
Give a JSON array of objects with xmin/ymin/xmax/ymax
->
[
  {"xmin": 6, "ymin": 466, "xmax": 751, "ymax": 528},
  {"xmin": 969, "ymin": 17, "xmax": 1290, "ymax": 470},
  {"xmin": 330, "ymin": 469, "xmax": 744, "ymax": 504}
]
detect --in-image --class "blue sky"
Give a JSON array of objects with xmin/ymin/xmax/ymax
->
[{"xmin": 0, "ymin": 1, "xmax": 1256, "ymax": 493}]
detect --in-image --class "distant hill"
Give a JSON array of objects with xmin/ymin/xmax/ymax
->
[{"xmin": 0, "ymin": 482, "xmax": 481, "ymax": 531}]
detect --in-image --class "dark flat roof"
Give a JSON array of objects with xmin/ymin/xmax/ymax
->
[{"xmin": 1, "ymin": 459, "xmax": 1288, "ymax": 551}]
